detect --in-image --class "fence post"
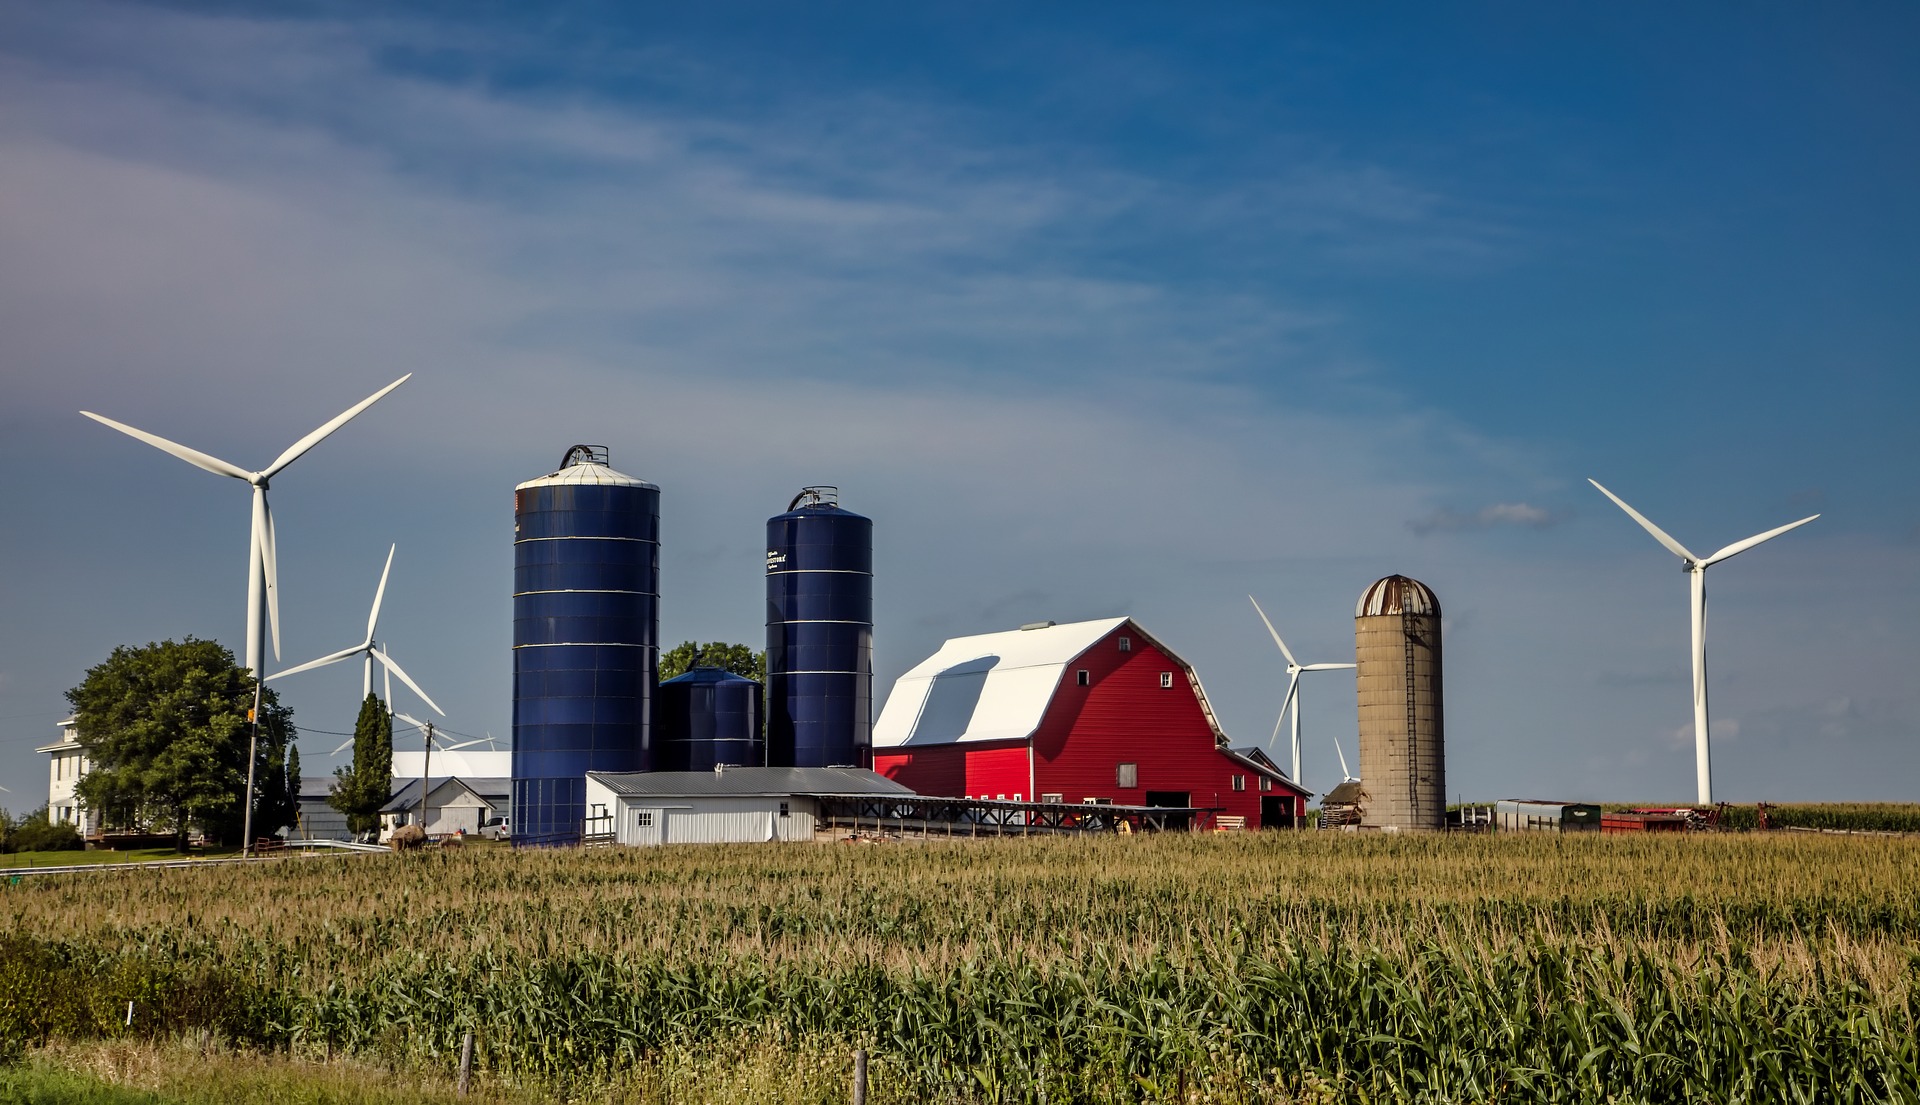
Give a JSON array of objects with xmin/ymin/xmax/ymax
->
[
  {"xmin": 852, "ymin": 1048, "xmax": 868, "ymax": 1105},
  {"xmin": 457, "ymin": 1031, "xmax": 474, "ymax": 1096}
]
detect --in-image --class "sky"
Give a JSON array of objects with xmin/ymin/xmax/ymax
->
[{"xmin": 2, "ymin": 1, "xmax": 1916, "ymax": 806}]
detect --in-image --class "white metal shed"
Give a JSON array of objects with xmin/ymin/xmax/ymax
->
[{"xmin": 583, "ymin": 766, "xmax": 915, "ymax": 846}]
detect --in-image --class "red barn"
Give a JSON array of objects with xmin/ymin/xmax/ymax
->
[{"xmin": 872, "ymin": 617, "xmax": 1310, "ymax": 828}]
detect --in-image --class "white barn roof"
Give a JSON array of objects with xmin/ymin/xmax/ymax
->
[{"xmin": 876, "ymin": 615, "xmax": 1248, "ymax": 750}]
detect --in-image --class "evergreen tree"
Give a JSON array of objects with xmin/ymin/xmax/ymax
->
[{"xmin": 329, "ymin": 694, "xmax": 392, "ymax": 835}]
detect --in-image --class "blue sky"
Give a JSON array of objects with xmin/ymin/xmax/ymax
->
[{"xmin": 2, "ymin": 1, "xmax": 1916, "ymax": 805}]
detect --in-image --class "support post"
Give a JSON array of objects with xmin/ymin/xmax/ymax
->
[
  {"xmin": 458, "ymin": 1031, "xmax": 474, "ymax": 1095},
  {"xmin": 852, "ymin": 1048, "xmax": 868, "ymax": 1105},
  {"xmin": 241, "ymin": 679, "xmax": 264, "ymax": 857}
]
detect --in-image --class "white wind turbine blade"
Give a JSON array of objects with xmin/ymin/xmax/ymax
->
[
  {"xmin": 1302, "ymin": 662, "xmax": 1357, "ymax": 671},
  {"xmin": 1334, "ymin": 737, "xmax": 1353, "ymax": 782},
  {"xmin": 363, "ymin": 653, "xmax": 373, "ymax": 700},
  {"xmin": 331, "ymin": 737, "xmax": 354, "ymax": 755},
  {"xmin": 383, "ymin": 651, "xmax": 392, "ymax": 705},
  {"xmin": 439, "ymin": 738, "xmax": 491, "ymax": 751},
  {"xmin": 1701, "ymin": 514, "xmax": 1820, "ymax": 567},
  {"xmin": 1248, "ymin": 595, "xmax": 1299, "ymax": 667},
  {"xmin": 365, "ymin": 544, "xmax": 396, "ymax": 645},
  {"xmin": 79, "ymin": 412, "xmax": 253, "ymax": 481},
  {"xmin": 261, "ymin": 375, "xmax": 412, "ymax": 479},
  {"xmin": 259, "ymin": 495, "xmax": 281, "ymax": 661},
  {"xmin": 1589, "ymin": 479, "xmax": 1700, "ymax": 563},
  {"xmin": 393, "ymin": 711, "xmax": 427, "ymax": 733},
  {"xmin": 373, "ymin": 647, "xmax": 443, "ymax": 715},
  {"xmin": 266, "ymin": 643, "xmax": 368, "ymax": 681}
]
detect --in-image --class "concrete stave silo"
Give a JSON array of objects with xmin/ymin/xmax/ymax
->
[
  {"xmin": 512, "ymin": 445, "xmax": 659, "ymax": 842},
  {"xmin": 765, "ymin": 486, "xmax": 872, "ymax": 768},
  {"xmin": 1354, "ymin": 575, "xmax": 1446, "ymax": 831}
]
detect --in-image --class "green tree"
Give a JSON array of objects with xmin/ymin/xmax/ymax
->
[
  {"xmin": 328, "ymin": 693, "xmax": 393, "ymax": 836},
  {"xmin": 0, "ymin": 805, "xmax": 84, "ymax": 854},
  {"xmin": 658, "ymin": 641, "xmax": 765, "ymax": 683},
  {"xmin": 67, "ymin": 638, "xmax": 296, "ymax": 851}
]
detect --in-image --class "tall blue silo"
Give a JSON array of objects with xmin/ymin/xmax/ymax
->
[
  {"xmin": 766, "ymin": 486, "xmax": 872, "ymax": 768},
  {"xmin": 656, "ymin": 666, "xmax": 764, "ymax": 772},
  {"xmin": 512, "ymin": 445, "xmax": 659, "ymax": 843}
]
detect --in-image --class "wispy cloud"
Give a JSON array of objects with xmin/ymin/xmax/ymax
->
[{"xmin": 1407, "ymin": 501, "xmax": 1564, "ymax": 535}]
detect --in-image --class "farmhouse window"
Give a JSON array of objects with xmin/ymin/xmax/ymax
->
[{"xmin": 635, "ymin": 810, "xmax": 653, "ymax": 828}]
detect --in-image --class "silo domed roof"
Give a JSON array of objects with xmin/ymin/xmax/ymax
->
[{"xmin": 1356, "ymin": 575, "xmax": 1440, "ymax": 618}]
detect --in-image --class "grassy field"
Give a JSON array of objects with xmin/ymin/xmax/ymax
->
[
  {"xmin": 2, "ymin": 832, "xmax": 1917, "ymax": 1102},
  {"xmin": 0, "ymin": 848, "xmax": 241, "ymax": 871}
]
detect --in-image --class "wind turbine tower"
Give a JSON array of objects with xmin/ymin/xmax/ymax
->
[{"xmin": 1588, "ymin": 479, "xmax": 1817, "ymax": 805}]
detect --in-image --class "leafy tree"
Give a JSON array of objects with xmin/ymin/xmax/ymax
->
[
  {"xmin": 1, "ymin": 805, "xmax": 84, "ymax": 854},
  {"xmin": 658, "ymin": 641, "xmax": 765, "ymax": 683},
  {"xmin": 328, "ymin": 693, "xmax": 393, "ymax": 836},
  {"xmin": 66, "ymin": 637, "xmax": 297, "ymax": 851}
]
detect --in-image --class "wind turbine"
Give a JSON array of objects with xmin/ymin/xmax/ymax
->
[
  {"xmin": 1589, "ymin": 479, "xmax": 1818, "ymax": 805},
  {"xmin": 81, "ymin": 375, "xmax": 411, "ymax": 678},
  {"xmin": 1333, "ymin": 737, "xmax": 1358, "ymax": 785},
  {"xmin": 1248, "ymin": 595, "xmax": 1357, "ymax": 787},
  {"xmin": 266, "ymin": 544, "xmax": 444, "ymax": 717}
]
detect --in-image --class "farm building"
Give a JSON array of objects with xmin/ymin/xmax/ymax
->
[
  {"xmin": 1495, "ymin": 799, "xmax": 1602, "ymax": 833},
  {"xmin": 294, "ymin": 776, "xmax": 352, "ymax": 840},
  {"xmin": 871, "ymin": 618, "xmax": 1310, "ymax": 828},
  {"xmin": 582, "ymin": 766, "xmax": 912, "ymax": 846},
  {"xmin": 380, "ymin": 777, "xmax": 510, "ymax": 839}
]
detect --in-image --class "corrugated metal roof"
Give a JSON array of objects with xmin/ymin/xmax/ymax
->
[
  {"xmin": 872, "ymin": 618, "xmax": 1129, "ymax": 747},
  {"xmin": 1356, "ymin": 575, "xmax": 1441, "ymax": 618},
  {"xmin": 515, "ymin": 461, "xmax": 657, "ymax": 492},
  {"xmin": 586, "ymin": 767, "xmax": 914, "ymax": 798}
]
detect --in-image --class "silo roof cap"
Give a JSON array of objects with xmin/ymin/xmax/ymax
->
[
  {"xmin": 661, "ymin": 667, "xmax": 762, "ymax": 687},
  {"xmin": 515, "ymin": 460, "xmax": 657, "ymax": 491},
  {"xmin": 1356, "ymin": 575, "xmax": 1440, "ymax": 618}
]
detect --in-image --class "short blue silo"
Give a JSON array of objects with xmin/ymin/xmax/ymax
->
[
  {"xmin": 512, "ymin": 445, "xmax": 659, "ymax": 843},
  {"xmin": 656, "ymin": 666, "xmax": 765, "ymax": 771},
  {"xmin": 765, "ymin": 486, "xmax": 872, "ymax": 768}
]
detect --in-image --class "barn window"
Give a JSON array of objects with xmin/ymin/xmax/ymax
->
[
  {"xmin": 1159, "ymin": 672, "xmax": 1174, "ymax": 688},
  {"xmin": 1233, "ymin": 775, "xmax": 1246, "ymax": 792},
  {"xmin": 1117, "ymin": 763, "xmax": 1137, "ymax": 788},
  {"xmin": 1042, "ymin": 793, "xmax": 1064, "ymax": 804},
  {"xmin": 1076, "ymin": 670, "xmax": 1090, "ymax": 686},
  {"xmin": 1260, "ymin": 777, "xmax": 1272, "ymax": 792},
  {"xmin": 634, "ymin": 810, "xmax": 653, "ymax": 828},
  {"xmin": 1117, "ymin": 636, "xmax": 1131, "ymax": 652},
  {"xmin": 778, "ymin": 802, "xmax": 790, "ymax": 818}
]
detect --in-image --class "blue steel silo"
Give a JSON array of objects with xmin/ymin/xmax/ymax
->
[
  {"xmin": 766, "ymin": 486, "xmax": 872, "ymax": 768},
  {"xmin": 512, "ymin": 445, "xmax": 659, "ymax": 843},
  {"xmin": 656, "ymin": 665, "xmax": 765, "ymax": 771}
]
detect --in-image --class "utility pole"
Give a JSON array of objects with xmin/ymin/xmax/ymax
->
[
  {"xmin": 241, "ymin": 679, "xmax": 264, "ymax": 858},
  {"xmin": 418, "ymin": 718, "xmax": 433, "ymax": 834}
]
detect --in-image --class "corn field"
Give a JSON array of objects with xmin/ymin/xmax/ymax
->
[{"xmin": 2, "ymin": 833, "xmax": 1917, "ymax": 1102}]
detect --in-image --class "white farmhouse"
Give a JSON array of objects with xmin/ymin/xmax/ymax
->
[{"xmin": 35, "ymin": 716, "xmax": 96, "ymax": 834}]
